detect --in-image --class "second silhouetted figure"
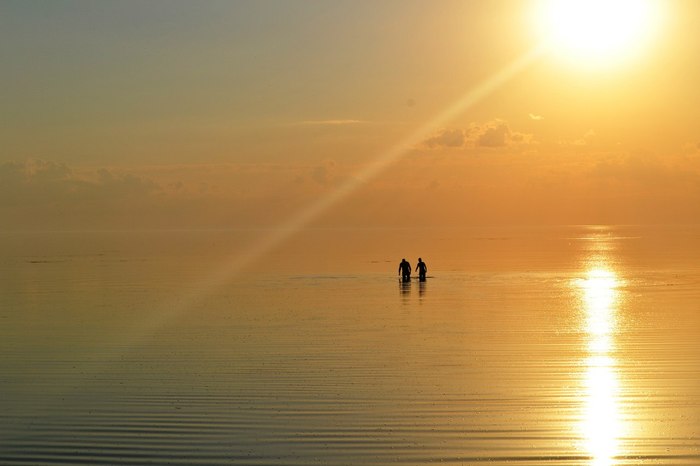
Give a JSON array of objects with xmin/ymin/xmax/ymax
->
[{"xmin": 415, "ymin": 257, "xmax": 427, "ymax": 281}]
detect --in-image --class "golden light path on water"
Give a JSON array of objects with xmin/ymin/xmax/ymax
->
[{"xmin": 576, "ymin": 267, "xmax": 623, "ymax": 466}]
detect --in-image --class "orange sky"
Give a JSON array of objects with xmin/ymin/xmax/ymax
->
[{"xmin": 2, "ymin": 0, "xmax": 700, "ymax": 230}]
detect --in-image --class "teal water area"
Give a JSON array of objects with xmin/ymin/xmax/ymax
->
[{"xmin": 1, "ymin": 226, "xmax": 699, "ymax": 465}]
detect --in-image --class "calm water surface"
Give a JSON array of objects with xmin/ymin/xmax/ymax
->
[{"xmin": 1, "ymin": 226, "xmax": 699, "ymax": 465}]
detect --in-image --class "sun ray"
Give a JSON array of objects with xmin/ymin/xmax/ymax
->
[
  {"xmin": 136, "ymin": 43, "xmax": 548, "ymax": 334},
  {"xmin": 38, "ymin": 44, "xmax": 547, "ymax": 380}
]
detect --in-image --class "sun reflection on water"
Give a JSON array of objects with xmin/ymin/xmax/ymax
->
[{"xmin": 577, "ymin": 268, "xmax": 623, "ymax": 466}]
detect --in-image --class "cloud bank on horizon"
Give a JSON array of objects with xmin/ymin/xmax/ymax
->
[{"xmin": 4, "ymin": 137, "xmax": 700, "ymax": 230}]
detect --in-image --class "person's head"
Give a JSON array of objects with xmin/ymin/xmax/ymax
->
[
  {"xmin": 418, "ymin": 257, "xmax": 422, "ymax": 262},
  {"xmin": 402, "ymin": 258, "xmax": 406, "ymax": 263}
]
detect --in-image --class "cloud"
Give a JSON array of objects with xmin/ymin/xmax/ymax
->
[
  {"xmin": 94, "ymin": 168, "xmax": 159, "ymax": 198},
  {"xmin": 310, "ymin": 160, "xmax": 337, "ymax": 185},
  {"xmin": 588, "ymin": 150, "xmax": 700, "ymax": 188},
  {"xmin": 0, "ymin": 159, "xmax": 362, "ymax": 230},
  {"xmin": 529, "ymin": 113, "xmax": 544, "ymax": 121},
  {"xmin": 0, "ymin": 159, "xmax": 160, "ymax": 209},
  {"xmin": 682, "ymin": 141, "xmax": 700, "ymax": 155},
  {"xmin": 474, "ymin": 120, "xmax": 535, "ymax": 148},
  {"xmin": 5, "ymin": 150, "xmax": 700, "ymax": 231},
  {"xmin": 0, "ymin": 160, "xmax": 82, "ymax": 206},
  {"xmin": 570, "ymin": 129, "xmax": 596, "ymax": 147},
  {"xmin": 421, "ymin": 119, "xmax": 534, "ymax": 150},
  {"xmin": 423, "ymin": 128, "xmax": 465, "ymax": 149},
  {"xmin": 0, "ymin": 159, "xmax": 68, "ymax": 183},
  {"xmin": 0, "ymin": 160, "xmax": 171, "ymax": 230},
  {"xmin": 476, "ymin": 120, "xmax": 511, "ymax": 147}
]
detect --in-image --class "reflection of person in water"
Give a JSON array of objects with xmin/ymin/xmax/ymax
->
[
  {"xmin": 398, "ymin": 258, "xmax": 411, "ymax": 282},
  {"xmin": 415, "ymin": 257, "xmax": 427, "ymax": 281}
]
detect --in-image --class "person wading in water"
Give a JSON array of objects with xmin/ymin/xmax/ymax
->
[
  {"xmin": 398, "ymin": 258, "xmax": 411, "ymax": 282},
  {"xmin": 415, "ymin": 257, "xmax": 427, "ymax": 281}
]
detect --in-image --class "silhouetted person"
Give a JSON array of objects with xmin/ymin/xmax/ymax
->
[
  {"xmin": 415, "ymin": 257, "xmax": 427, "ymax": 281},
  {"xmin": 398, "ymin": 258, "xmax": 411, "ymax": 282}
]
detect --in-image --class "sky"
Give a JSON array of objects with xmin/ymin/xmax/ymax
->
[{"xmin": 2, "ymin": 0, "xmax": 700, "ymax": 230}]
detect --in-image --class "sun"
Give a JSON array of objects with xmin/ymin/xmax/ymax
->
[{"xmin": 534, "ymin": 0, "xmax": 663, "ymax": 67}]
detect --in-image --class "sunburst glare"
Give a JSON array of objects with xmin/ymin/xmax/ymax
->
[{"xmin": 534, "ymin": 0, "xmax": 665, "ymax": 67}]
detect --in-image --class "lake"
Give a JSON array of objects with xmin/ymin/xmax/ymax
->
[{"xmin": 1, "ymin": 225, "xmax": 699, "ymax": 465}]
